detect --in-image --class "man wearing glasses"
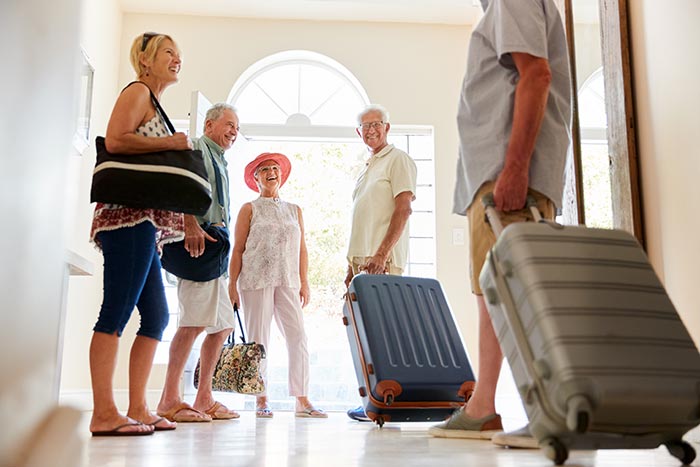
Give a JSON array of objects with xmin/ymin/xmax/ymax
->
[{"xmin": 344, "ymin": 104, "xmax": 417, "ymax": 422}]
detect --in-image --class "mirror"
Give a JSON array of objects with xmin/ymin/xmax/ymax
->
[{"xmin": 558, "ymin": 0, "xmax": 643, "ymax": 245}]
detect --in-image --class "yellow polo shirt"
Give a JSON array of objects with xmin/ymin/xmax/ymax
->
[{"xmin": 347, "ymin": 144, "xmax": 417, "ymax": 270}]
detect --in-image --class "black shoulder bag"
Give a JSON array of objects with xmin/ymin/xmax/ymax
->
[{"xmin": 90, "ymin": 82, "xmax": 212, "ymax": 216}]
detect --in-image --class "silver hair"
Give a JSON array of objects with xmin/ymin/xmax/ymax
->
[
  {"xmin": 357, "ymin": 104, "xmax": 390, "ymax": 125},
  {"xmin": 205, "ymin": 102, "xmax": 236, "ymax": 123}
]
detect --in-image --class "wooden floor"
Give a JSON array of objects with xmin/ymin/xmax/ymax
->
[{"xmin": 81, "ymin": 410, "xmax": 698, "ymax": 467}]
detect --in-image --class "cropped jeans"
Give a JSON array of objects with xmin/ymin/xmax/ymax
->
[{"xmin": 93, "ymin": 221, "xmax": 169, "ymax": 340}]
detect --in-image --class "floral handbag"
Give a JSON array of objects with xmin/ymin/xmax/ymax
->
[{"xmin": 194, "ymin": 305, "xmax": 266, "ymax": 394}]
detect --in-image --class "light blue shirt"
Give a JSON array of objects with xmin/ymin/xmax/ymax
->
[{"xmin": 453, "ymin": 0, "xmax": 572, "ymax": 214}]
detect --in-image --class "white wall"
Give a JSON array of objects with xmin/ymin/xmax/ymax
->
[
  {"xmin": 629, "ymin": 1, "xmax": 700, "ymax": 345},
  {"xmin": 61, "ymin": 13, "xmax": 480, "ymax": 391},
  {"xmin": 60, "ymin": 0, "xmax": 126, "ymax": 391},
  {"xmin": 0, "ymin": 0, "xmax": 81, "ymax": 463}
]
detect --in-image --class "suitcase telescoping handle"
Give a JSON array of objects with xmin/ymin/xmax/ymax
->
[{"xmin": 482, "ymin": 193, "xmax": 543, "ymax": 238}]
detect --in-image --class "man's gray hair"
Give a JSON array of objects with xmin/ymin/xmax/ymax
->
[
  {"xmin": 357, "ymin": 104, "xmax": 390, "ymax": 125},
  {"xmin": 206, "ymin": 102, "xmax": 236, "ymax": 123}
]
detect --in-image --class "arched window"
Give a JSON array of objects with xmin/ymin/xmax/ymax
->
[
  {"xmin": 228, "ymin": 50, "xmax": 369, "ymax": 137},
  {"xmin": 219, "ymin": 51, "xmax": 437, "ymax": 411}
]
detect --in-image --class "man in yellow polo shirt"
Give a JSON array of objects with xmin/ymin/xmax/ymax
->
[{"xmin": 345, "ymin": 104, "xmax": 417, "ymax": 421}]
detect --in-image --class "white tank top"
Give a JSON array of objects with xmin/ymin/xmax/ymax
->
[{"xmin": 238, "ymin": 197, "xmax": 301, "ymax": 291}]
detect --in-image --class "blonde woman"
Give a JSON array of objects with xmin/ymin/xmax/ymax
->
[{"xmin": 88, "ymin": 32, "xmax": 190, "ymax": 436}]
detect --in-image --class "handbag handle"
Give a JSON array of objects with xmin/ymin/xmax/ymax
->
[
  {"xmin": 147, "ymin": 87, "xmax": 177, "ymax": 136},
  {"xmin": 234, "ymin": 303, "xmax": 248, "ymax": 344},
  {"xmin": 225, "ymin": 303, "xmax": 248, "ymax": 347},
  {"xmin": 121, "ymin": 81, "xmax": 178, "ymax": 135}
]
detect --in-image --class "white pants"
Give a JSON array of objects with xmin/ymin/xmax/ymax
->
[{"xmin": 239, "ymin": 286, "xmax": 309, "ymax": 397}]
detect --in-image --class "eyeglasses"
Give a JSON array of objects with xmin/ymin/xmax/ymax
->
[
  {"xmin": 141, "ymin": 32, "xmax": 159, "ymax": 52},
  {"xmin": 358, "ymin": 121, "xmax": 385, "ymax": 131}
]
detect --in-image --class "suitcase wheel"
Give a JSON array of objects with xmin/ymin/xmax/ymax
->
[
  {"xmin": 542, "ymin": 437, "xmax": 568, "ymax": 465},
  {"xmin": 375, "ymin": 416, "xmax": 385, "ymax": 428},
  {"xmin": 565, "ymin": 395, "xmax": 592, "ymax": 433},
  {"xmin": 665, "ymin": 440, "xmax": 696, "ymax": 465}
]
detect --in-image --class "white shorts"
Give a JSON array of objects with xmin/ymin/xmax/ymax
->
[{"xmin": 177, "ymin": 276, "xmax": 235, "ymax": 334}]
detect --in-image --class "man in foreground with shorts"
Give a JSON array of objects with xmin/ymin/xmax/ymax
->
[{"xmin": 429, "ymin": 0, "xmax": 572, "ymax": 447}]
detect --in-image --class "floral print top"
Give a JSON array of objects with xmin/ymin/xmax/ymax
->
[
  {"xmin": 89, "ymin": 114, "xmax": 185, "ymax": 253},
  {"xmin": 238, "ymin": 197, "xmax": 301, "ymax": 291}
]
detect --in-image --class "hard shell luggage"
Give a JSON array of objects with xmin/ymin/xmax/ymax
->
[
  {"xmin": 343, "ymin": 274, "xmax": 475, "ymax": 426},
  {"xmin": 479, "ymin": 195, "xmax": 700, "ymax": 465}
]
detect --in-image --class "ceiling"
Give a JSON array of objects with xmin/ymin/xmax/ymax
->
[{"xmin": 119, "ymin": 0, "xmax": 485, "ymax": 25}]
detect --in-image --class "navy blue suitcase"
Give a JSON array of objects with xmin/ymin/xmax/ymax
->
[{"xmin": 342, "ymin": 274, "xmax": 475, "ymax": 426}]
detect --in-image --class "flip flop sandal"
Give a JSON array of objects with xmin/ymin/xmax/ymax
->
[
  {"xmin": 256, "ymin": 407, "xmax": 274, "ymax": 418},
  {"xmin": 158, "ymin": 402, "xmax": 212, "ymax": 423},
  {"xmin": 91, "ymin": 422, "xmax": 154, "ymax": 437},
  {"xmin": 295, "ymin": 407, "xmax": 328, "ymax": 418},
  {"xmin": 149, "ymin": 417, "xmax": 177, "ymax": 431},
  {"xmin": 205, "ymin": 401, "xmax": 240, "ymax": 420}
]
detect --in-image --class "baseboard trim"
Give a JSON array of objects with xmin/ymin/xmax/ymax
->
[{"xmin": 59, "ymin": 389, "xmax": 166, "ymax": 413}]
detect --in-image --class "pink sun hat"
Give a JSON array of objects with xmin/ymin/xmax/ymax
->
[{"xmin": 244, "ymin": 152, "xmax": 292, "ymax": 192}]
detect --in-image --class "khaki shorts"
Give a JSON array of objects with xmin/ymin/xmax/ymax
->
[
  {"xmin": 177, "ymin": 276, "xmax": 236, "ymax": 334},
  {"xmin": 349, "ymin": 256, "xmax": 403, "ymax": 276},
  {"xmin": 467, "ymin": 181, "xmax": 555, "ymax": 295}
]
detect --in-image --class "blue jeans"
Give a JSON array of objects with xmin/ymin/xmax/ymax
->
[{"xmin": 94, "ymin": 221, "xmax": 169, "ymax": 340}]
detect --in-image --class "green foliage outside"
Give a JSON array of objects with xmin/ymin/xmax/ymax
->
[{"xmin": 282, "ymin": 142, "xmax": 366, "ymax": 319}]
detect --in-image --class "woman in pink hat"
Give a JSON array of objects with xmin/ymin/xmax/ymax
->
[{"xmin": 228, "ymin": 152, "xmax": 326, "ymax": 419}]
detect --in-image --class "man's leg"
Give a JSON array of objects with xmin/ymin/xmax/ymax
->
[
  {"xmin": 429, "ymin": 182, "xmax": 504, "ymax": 439},
  {"xmin": 190, "ymin": 277, "xmax": 238, "ymax": 418},
  {"xmin": 466, "ymin": 295, "xmax": 502, "ymax": 417},
  {"xmin": 156, "ymin": 326, "xmax": 211, "ymax": 422},
  {"xmin": 427, "ymin": 293, "xmax": 505, "ymax": 439},
  {"xmin": 192, "ymin": 328, "xmax": 238, "ymax": 418}
]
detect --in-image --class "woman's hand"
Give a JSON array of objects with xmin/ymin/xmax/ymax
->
[
  {"xmin": 169, "ymin": 132, "xmax": 193, "ymax": 150},
  {"xmin": 228, "ymin": 282, "xmax": 240, "ymax": 309},
  {"xmin": 299, "ymin": 283, "xmax": 311, "ymax": 308}
]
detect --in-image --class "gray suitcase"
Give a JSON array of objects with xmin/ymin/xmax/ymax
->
[{"xmin": 479, "ymin": 195, "xmax": 700, "ymax": 465}]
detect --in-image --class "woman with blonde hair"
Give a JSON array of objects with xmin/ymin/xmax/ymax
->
[{"xmin": 88, "ymin": 32, "xmax": 191, "ymax": 436}]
